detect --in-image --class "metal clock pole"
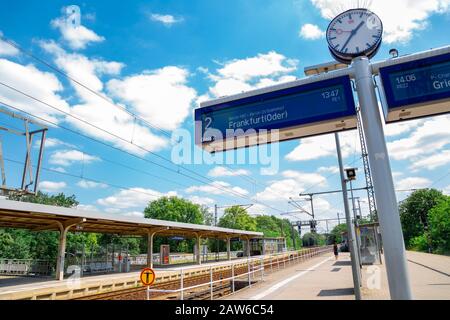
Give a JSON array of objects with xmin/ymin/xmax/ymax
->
[{"xmin": 352, "ymin": 56, "xmax": 412, "ymax": 300}]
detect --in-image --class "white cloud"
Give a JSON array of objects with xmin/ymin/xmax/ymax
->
[
  {"xmin": 443, "ymin": 185, "xmax": 450, "ymax": 196},
  {"xmin": 207, "ymin": 51, "xmax": 298, "ymax": 98},
  {"xmin": 317, "ymin": 166, "xmax": 339, "ymax": 174},
  {"xmin": 188, "ymin": 195, "xmax": 215, "ymax": 206},
  {"xmin": 310, "ymin": 0, "xmax": 450, "ymax": 43},
  {"xmin": 299, "ymin": 23, "xmax": 325, "ymax": 40},
  {"xmin": 76, "ymin": 180, "xmax": 108, "ymax": 189},
  {"xmin": 0, "ymin": 58, "xmax": 70, "ymax": 123},
  {"xmin": 383, "ymin": 119, "xmax": 423, "ymax": 137},
  {"xmin": 409, "ymin": 150, "xmax": 450, "ymax": 171},
  {"xmin": 97, "ymin": 187, "xmax": 177, "ymax": 210},
  {"xmin": 395, "ymin": 177, "xmax": 431, "ymax": 190},
  {"xmin": 0, "ymin": 32, "xmax": 19, "ymax": 56},
  {"xmin": 149, "ymin": 13, "xmax": 183, "ymax": 26},
  {"xmin": 76, "ymin": 204, "xmax": 99, "ymax": 212},
  {"xmin": 247, "ymin": 203, "xmax": 269, "ymax": 216},
  {"xmin": 39, "ymin": 180, "xmax": 66, "ymax": 192},
  {"xmin": 255, "ymin": 170, "xmax": 327, "ymax": 202},
  {"xmin": 50, "ymin": 167, "xmax": 67, "ymax": 173},
  {"xmin": 40, "ymin": 41, "xmax": 123, "ymax": 102},
  {"xmin": 208, "ymin": 166, "xmax": 251, "ymax": 177},
  {"xmin": 51, "ymin": 10, "xmax": 104, "ymax": 50},
  {"xmin": 39, "ymin": 137, "xmax": 76, "ymax": 149},
  {"xmin": 186, "ymin": 181, "xmax": 249, "ymax": 196},
  {"xmin": 107, "ymin": 66, "xmax": 197, "ymax": 131},
  {"xmin": 286, "ymin": 131, "xmax": 359, "ymax": 161},
  {"xmin": 214, "ymin": 51, "xmax": 297, "ymax": 82},
  {"xmin": 40, "ymin": 41, "xmax": 168, "ymax": 155},
  {"xmin": 123, "ymin": 211, "xmax": 145, "ymax": 218},
  {"xmin": 387, "ymin": 116, "xmax": 450, "ymax": 161},
  {"xmin": 392, "ymin": 171, "xmax": 403, "ymax": 179},
  {"xmin": 49, "ymin": 149, "xmax": 100, "ymax": 166}
]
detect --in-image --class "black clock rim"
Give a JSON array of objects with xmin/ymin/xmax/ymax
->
[
  {"xmin": 330, "ymin": 37, "xmax": 382, "ymax": 61},
  {"xmin": 328, "ymin": 39, "xmax": 382, "ymax": 65},
  {"xmin": 326, "ymin": 7, "xmax": 383, "ymax": 59}
]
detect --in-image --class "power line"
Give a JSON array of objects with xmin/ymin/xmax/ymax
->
[
  {"xmin": 0, "ymin": 90, "xmax": 266, "ymax": 205},
  {"xmin": 0, "ymin": 34, "xmax": 344, "ymax": 207},
  {"xmin": 0, "ymin": 34, "xmax": 269, "ymax": 191},
  {"xmin": 4, "ymin": 157, "xmax": 164, "ymax": 200},
  {"xmin": 0, "ymin": 101, "xmax": 284, "ymax": 213},
  {"xmin": 0, "ymin": 37, "xmax": 256, "ymax": 193},
  {"xmin": 0, "ymin": 35, "xmax": 172, "ymax": 139}
]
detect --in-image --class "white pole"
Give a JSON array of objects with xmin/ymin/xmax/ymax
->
[
  {"xmin": 210, "ymin": 266, "xmax": 213, "ymax": 300},
  {"xmin": 353, "ymin": 56, "xmax": 412, "ymax": 300},
  {"xmin": 146, "ymin": 286, "xmax": 149, "ymax": 301},
  {"xmin": 260, "ymin": 257, "xmax": 264, "ymax": 281},
  {"xmin": 231, "ymin": 263, "xmax": 235, "ymax": 293},
  {"xmin": 248, "ymin": 260, "xmax": 251, "ymax": 288},
  {"xmin": 180, "ymin": 268, "xmax": 184, "ymax": 300}
]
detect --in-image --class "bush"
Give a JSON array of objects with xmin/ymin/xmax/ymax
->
[
  {"xmin": 409, "ymin": 234, "xmax": 429, "ymax": 252},
  {"xmin": 428, "ymin": 198, "xmax": 450, "ymax": 255}
]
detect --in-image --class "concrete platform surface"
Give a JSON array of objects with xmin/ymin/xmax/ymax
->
[{"xmin": 225, "ymin": 251, "xmax": 450, "ymax": 300}]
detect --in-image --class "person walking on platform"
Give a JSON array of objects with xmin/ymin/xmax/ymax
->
[{"xmin": 333, "ymin": 242, "xmax": 339, "ymax": 260}]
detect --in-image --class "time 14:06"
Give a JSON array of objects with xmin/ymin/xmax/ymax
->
[{"xmin": 395, "ymin": 74, "xmax": 416, "ymax": 84}]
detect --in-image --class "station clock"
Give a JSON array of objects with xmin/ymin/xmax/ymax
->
[{"xmin": 326, "ymin": 8, "xmax": 383, "ymax": 64}]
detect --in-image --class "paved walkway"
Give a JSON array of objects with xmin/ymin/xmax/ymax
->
[
  {"xmin": 362, "ymin": 251, "xmax": 450, "ymax": 299},
  {"xmin": 225, "ymin": 253, "xmax": 356, "ymax": 300},
  {"xmin": 225, "ymin": 251, "xmax": 450, "ymax": 300}
]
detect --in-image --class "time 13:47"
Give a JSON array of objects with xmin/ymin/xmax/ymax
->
[{"xmin": 321, "ymin": 89, "xmax": 340, "ymax": 99}]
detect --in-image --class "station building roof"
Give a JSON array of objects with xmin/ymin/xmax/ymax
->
[{"xmin": 0, "ymin": 199, "xmax": 263, "ymax": 239}]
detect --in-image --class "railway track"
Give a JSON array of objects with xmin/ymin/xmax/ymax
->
[
  {"xmin": 75, "ymin": 249, "xmax": 328, "ymax": 300},
  {"xmin": 75, "ymin": 264, "xmax": 254, "ymax": 300}
]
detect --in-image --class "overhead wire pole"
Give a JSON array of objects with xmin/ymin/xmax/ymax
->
[
  {"xmin": 335, "ymin": 132, "xmax": 361, "ymax": 300},
  {"xmin": 356, "ymin": 106, "xmax": 377, "ymax": 221}
]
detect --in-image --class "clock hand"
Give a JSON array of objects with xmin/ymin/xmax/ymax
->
[{"xmin": 341, "ymin": 21, "xmax": 365, "ymax": 51}]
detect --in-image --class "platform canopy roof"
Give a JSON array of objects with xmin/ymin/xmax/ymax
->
[{"xmin": 0, "ymin": 199, "xmax": 263, "ymax": 239}]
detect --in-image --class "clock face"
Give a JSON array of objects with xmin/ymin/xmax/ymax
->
[{"xmin": 326, "ymin": 8, "xmax": 383, "ymax": 62}]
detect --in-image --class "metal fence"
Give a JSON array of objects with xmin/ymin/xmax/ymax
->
[
  {"xmin": 0, "ymin": 259, "xmax": 53, "ymax": 276},
  {"xmin": 144, "ymin": 246, "xmax": 331, "ymax": 300}
]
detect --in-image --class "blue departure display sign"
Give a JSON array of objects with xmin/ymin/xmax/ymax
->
[
  {"xmin": 195, "ymin": 75, "xmax": 356, "ymax": 148},
  {"xmin": 380, "ymin": 53, "xmax": 450, "ymax": 110}
]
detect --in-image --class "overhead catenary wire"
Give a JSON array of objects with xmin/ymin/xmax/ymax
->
[
  {"xmin": 0, "ymin": 34, "xmax": 366, "ymax": 206},
  {"xmin": 0, "ymin": 101, "xmax": 280, "ymax": 211},
  {"xmin": 0, "ymin": 35, "xmax": 172, "ymax": 139},
  {"xmin": 0, "ymin": 100, "xmax": 286, "ymax": 213},
  {"xmin": 0, "ymin": 34, "xmax": 271, "ymax": 190}
]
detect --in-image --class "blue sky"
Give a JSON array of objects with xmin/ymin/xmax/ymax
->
[{"xmin": 0, "ymin": 0, "xmax": 449, "ymax": 233}]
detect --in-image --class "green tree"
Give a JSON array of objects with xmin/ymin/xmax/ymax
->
[
  {"xmin": 2, "ymin": 192, "xmax": 100, "ymax": 261},
  {"xmin": 144, "ymin": 196, "xmax": 204, "ymax": 224},
  {"xmin": 144, "ymin": 196, "xmax": 205, "ymax": 253},
  {"xmin": 255, "ymin": 215, "xmax": 301, "ymax": 249},
  {"xmin": 302, "ymin": 232, "xmax": 326, "ymax": 247},
  {"xmin": 200, "ymin": 205, "xmax": 214, "ymax": 226},
  {"xmin": 218, "ymin": 206, "xmax": 256, "ymax": 231},
  {"xmin": 255, "ymin": 215, "xmax": 280, "ymax": 238},
  {"xmin": 399, "ymin": 189, "xmax": 446, "ymax": 248},
  {"xmin": 329, "ymin": 223, "xmax": 348, "ymax": 244},
  {"xmin": 428, "ymin": 197, "xmax": 450, "ymax": 255},
  {"xmin": 9, "ymin": 191, "xmax": 79, "ymax": 207}
]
